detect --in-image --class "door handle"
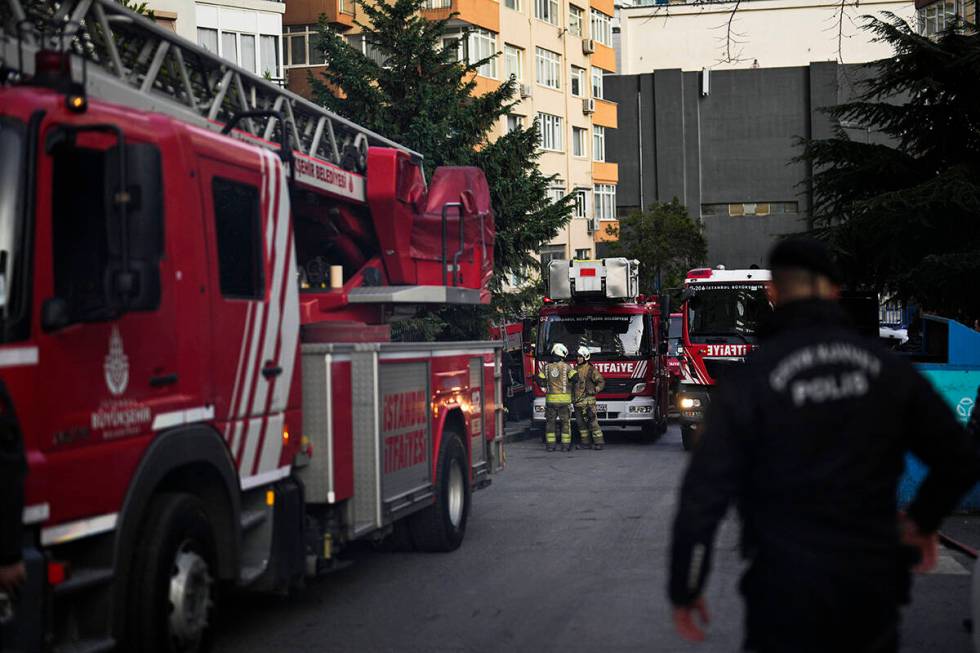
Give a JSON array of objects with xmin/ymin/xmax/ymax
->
[
  {"xmin": 262, "ymin": 365, "xmax": 283, "ymax": 379},
  {"xmin": 150, "ymin": 373, "xmax": 178, "ymax": 387}
]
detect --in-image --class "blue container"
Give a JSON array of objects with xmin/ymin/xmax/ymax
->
[{"xmin": 898, "ymin": 316, "xmax": 980, "ymax": 510}]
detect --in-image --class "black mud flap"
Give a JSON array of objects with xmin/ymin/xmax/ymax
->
[{"xmin": 253, "ymin": 479, "xmax": 306, "ymax": 593}]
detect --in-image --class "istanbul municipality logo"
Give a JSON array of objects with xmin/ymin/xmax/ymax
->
[{"xmin": 104, "ymin": 326, "xmax": 130, "ymax": 396}]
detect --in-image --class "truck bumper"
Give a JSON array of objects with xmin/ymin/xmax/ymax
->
[
  {"xmin": 532, "ymin": 396, "xmax": 657, "ymax": 427},
  {"xmin": 676, "ymin": 383, "xmax": 712, "ymax": 428}
]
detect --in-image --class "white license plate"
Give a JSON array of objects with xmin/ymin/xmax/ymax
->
[{"xmin": 595, "ymin": 404, "xmax": 607, "ymax": 412}]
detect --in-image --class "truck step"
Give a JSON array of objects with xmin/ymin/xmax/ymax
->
[
  {"xmin": 240, "ymin": 508, "xmax": 267, "ymax": 532},
  {"xmin": 53, "ymin": 637, "xmax": 116, "ymax": 653},
  {"xmin": 53, "ymin": 568, "xmax": 114, "ymax": 597},
  {"xmin": 239, "ymin": 563, "xmax": 267, "ymax": 586}
]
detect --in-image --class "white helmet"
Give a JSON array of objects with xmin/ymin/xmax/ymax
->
[
  {"xmin": 551, "ymin": 343, "xmax": 569, "ymax": 358},
  {"xmin": 577, "ymin": 346, "xmax": 591, "ymax": 361}
]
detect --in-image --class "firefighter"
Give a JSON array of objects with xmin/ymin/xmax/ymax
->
[
  {"xmin": 668, "ymin": 238, "xmax": 978, "ymax": 653},
  {"xmin": 0, "ymin": 382, "xmax": 26, "ymax": 635},
  {"xmin": 539, "ymin": 343, "xmax": 576, "ymax": 452},
  {"xmin": 573, "ymin": 346, "xmax": 606, "ymax": 450}
]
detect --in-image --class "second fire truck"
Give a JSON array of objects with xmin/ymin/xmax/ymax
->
[{"xmin": 531, "ymin": 258, "xmax": 671, "ymax": 440}]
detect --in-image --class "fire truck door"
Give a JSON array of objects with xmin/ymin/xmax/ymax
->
[
  {"xmin": 34, "ymin": 123, "xmax": 179, "ymax": 457},
  {"xmin": 198, "ymin": 151, "xmax": 298, "ymax": 484}
]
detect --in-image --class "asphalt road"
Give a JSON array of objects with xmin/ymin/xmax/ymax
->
[{"xmin": 213, "ymin": 424, "xmax": 976, "ymax": 653}]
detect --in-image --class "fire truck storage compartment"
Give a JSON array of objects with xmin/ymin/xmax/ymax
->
[
  {"xmin": 299, "ymin": 343, "xmax": 436, "ymax": 539},
  {"xmin": 547, "ymin": 258, "xmax": 639, "ymax": 300}
]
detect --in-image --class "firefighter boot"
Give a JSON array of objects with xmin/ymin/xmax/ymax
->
[
  {"xmin": 576, "ymin": 441, "xmax": 592, "ymax": 450},
  {"xmin": 593, "ymin": 438, "xmax": 604, "ymax": 451}
]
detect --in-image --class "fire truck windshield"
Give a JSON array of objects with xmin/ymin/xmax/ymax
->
[
  {"xmin": 0, "ymin": 117, "xmax": 24, "ymax": 322},
  {"xmin": 538, "ymin": 314, "xmax": 651, "ymax": 359},
  {"xmin": 686, "ymin": 284, "xmax": 771, "ymax": 344}
]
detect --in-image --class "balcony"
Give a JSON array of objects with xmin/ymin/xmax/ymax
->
[
  {"xmin": 421, "ymin": 0, "xmax": 500, "ymax": 32},
  {"xmin": 284, "ymin": 0, "xmax": 355, "ymax": 30},
  {"xmin": 592, "ymin": 98, "xmax": 617, "ymax": 128},
  {"xmin": 592, "ymin": 161, "xmax": 618, "ymax": 183},
  {"xmin": 591, "ymin": 41, "xmax": 615, "ymax": 72},
  {"xmin": 594, "ymin": 220, "xmax": 619, "ymax": 242}
]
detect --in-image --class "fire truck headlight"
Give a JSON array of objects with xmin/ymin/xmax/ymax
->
[
  {"xmin": 679, "ymin": 397, "xmax": 701, "ymax": 409},
  {"xmin": 631, "ymin": 383, "xmax": 646, "ymax": 394}
]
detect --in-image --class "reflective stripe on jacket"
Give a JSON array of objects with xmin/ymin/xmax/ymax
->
[{"xmin": 539, "ymin": 361, "xmax": 576, "ymax": 404}]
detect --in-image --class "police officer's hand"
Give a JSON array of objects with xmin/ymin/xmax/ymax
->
[
  {"xmin": 900, "ymin": 518, "xmax": 938, "ymax": 573},
  {"xmin": 672, "ymin": 597, "xmax": 710, "ymax": 642},
  {"xmin": 0, "ymin": 561, "xmax": 25, "ymax": 593}
]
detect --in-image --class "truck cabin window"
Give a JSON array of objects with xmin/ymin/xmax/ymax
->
[
  {"xmin": 686, "ymin": 284, "xmax": 771, "ymax": 344},
  {"xmin": 212, "ymin": 177, "xmax": 264, "ymax": 299},
  {"xmin": 539, "ymin": 314, "xmax": 651, "ymax": 359}
]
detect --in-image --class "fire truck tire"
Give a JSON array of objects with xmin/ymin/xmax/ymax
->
[
  {"xmin": 409, "ymin": 432, "xmax": 471, "ymax": 552},
  {"xmin": 126, "ymin": 492, "xmax": 218, "ymax": 653}
]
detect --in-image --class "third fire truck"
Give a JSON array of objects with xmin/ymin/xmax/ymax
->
[
  {"xmin": 531, "ymin": 258, "xmax": 671, "ymax": 439},
  {"xmin": 676, "ymin": 267, "xmax": 772, "ymax": 450},
  {"xmin": 1, "ymin": 2, "xmax": 503, "ymax": 651}
]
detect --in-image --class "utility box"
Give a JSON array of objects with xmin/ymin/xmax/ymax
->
[{"xmin": 546, "ymin": 258, "xmax": 639, "ymax": 301}]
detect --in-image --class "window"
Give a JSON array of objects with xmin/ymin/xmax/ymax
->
[
  {"xmin": 285, "ymin": 25, "xmax": 329, "ymax": 68},
  {"xmin": 574, "ymin": 189, "xmax": 588, "ymax": 217},
  {"xmin": 52, "ymin": 140, "xmax": 163, "ymax": 321},
  {"xmin": 537, "ymin": 112, "xmax": 563, "ymax": 151},
  {"xmin": 347, "ymin": 34, "xmax": 388, "ymax": 67},
  {"xmin": 572, "ymin": 127, "xmax": 587, "ymax": 157},
  {"xmin": 212, "ymin": 178, "xmax": 264, "ymax": 299},
  {"xmin": 535, "ymin": 47, "xmax": 561, "ymax": 89},
  {"xmin": 540, "ymin": 245, "xmax": 566, "ymax": 269},
  {"xmin": 468, "ymin": 29, "xmax": 498, "ymax": 78},
  {"xmin": 591, "ymin": 66, "xmax": 604, "ymax": 99},
  {"xmin": 917, "ymin": 0, "xmax": 960, "ymax": 34},
  {"xmin": 575, "ymin": 248, "xmax": 591, "ymax": 259},
  {"xmin": 505, "ymin": 45, "xmax": 523, "ymax": 81},
  {"xmin": 535, "ymin": 0, "xmax": 559, "ymax": 25},
  {"xmin": 423, "ymin": 0, "xmax": 452, "ymax": 7},
  {"xmin": 701, "ymin": 201, "xmax": 799, "ymax": 217},
  {"xmin": 547, "ymin": 184, "xmax": 565, "ymax": 204},
  {"xmin": 506, "ymin": 114, "xmax": 524, "ymax": 133},
  {"xmin": 570, "ymin": 66, "xmax": 585, "ymax": 96},
  {"xmin": 260, "ymin": 35, "xmax": 280, "ymax": 78},
  {"xmin": 221, "ymin": 31, "xmax": 238, "ymax": 65},
  {"xmin": 569, "ymin": 5, "xmax": 584, "ymax": 35},
  {"xmin": 505, "ymin": 0, "xmax": 521, "ymax": 11},
  {"xmin": 593, "ymin": 126, "xmax": 605, "ymax": 162},
  {"xmin": 198, "ymin": 27, "xmax": 218, "ymax": 54},
  {"xmin": 594, "ymin": 184, "xmax": 615, "ymax": 219},
  {"xmin": 590, "ymin": 9, "xmax": 612, "ymax": 46},
  {"xmin": 240, "ymin": 34, "xmax": 256, "ymax": 72}
]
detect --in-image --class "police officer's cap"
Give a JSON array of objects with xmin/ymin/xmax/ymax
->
[{"xmin": 768, "ymin": 238, "xmax": 843, "ymax": 285}]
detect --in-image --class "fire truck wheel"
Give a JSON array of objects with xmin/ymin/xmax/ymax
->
[
  {"xmin": 409, "ymin": 431, "xmax": 471, "ymax": 552},
  {"xmin": 127, "ymin": 492, "xmax": 217, "ymax": 653}
]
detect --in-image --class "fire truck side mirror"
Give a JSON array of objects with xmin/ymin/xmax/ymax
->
[{"xmin": 41, "ymin": 297, "xmax": 70, "ymax": 332}]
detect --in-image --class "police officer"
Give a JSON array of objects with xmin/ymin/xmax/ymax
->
[
  {"xmin": 573, "ymin": 346, "xmax": 606, "ymax": 450},
  {"xmin": 668, "ymin": 238, "xmax": 977, "ymax": 652},
  {"xmin": 539, "ymin": 343, "xmax": 576, "ymax": 452}
]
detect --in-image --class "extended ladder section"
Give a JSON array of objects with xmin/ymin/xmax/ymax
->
[
  {"xmin": 547, "ymin": 258, "xmax": 639, "ymax": 301},
  {"xmin": 0, "ymin": 0, "xmax": 420, "ymax": 174}
]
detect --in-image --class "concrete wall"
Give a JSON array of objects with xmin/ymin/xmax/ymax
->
[
  {"xmin": 607, "ymin": 62, "xmax": 872, "ymax": 268},
  {"xmin": 617, "ymin": 0, "xmax": 915, "ymax": 73}
]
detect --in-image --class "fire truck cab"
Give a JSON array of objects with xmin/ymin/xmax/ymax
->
[
  {"xmin": 531, "ymin": 258, "xmax": 671, "ymax": 439},
  {"xmin": 676, "ymin": 267, "xmax": 772, "ymax": 450}
]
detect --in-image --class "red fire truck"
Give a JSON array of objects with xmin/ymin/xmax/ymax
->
[
  {"xmin": 0, "ymin": 2, "xmax": 503, "ymax": 651},
  {"xmin": 676, "ymin": 267, "xmax": 772, "ymax": 450},
  {"xmin": 531, "ymin": 259, "xmax": 670, "ymax": 440}
]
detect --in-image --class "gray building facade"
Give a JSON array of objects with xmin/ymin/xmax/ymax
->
[{"xmin": 606, "ymin": 63, "xmax": 869, "ymax": 268}]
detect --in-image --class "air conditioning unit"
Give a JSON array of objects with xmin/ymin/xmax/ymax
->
[
  {"xmin": 582, "ymin": 98, "xmax": 596, "ymax": 114},
  {"xmin": 520, "ymin": 83, "xmax": 532, "ymax": 99},
  {"xmin": 588, "ymin": 216, "xmax": 600, "ymax": 233},
  {"xmin": 582, "ymin": 38, "xmax": 595, "ymax": 54}
]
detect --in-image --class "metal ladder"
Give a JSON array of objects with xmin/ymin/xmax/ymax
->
[{"xmin": 0, "ymin": 0, "xmax": 421, "ymax": 172}]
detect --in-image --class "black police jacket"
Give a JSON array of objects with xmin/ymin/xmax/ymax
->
[
  {"xmin": 668, "ymin": 299, "xmax": 977, "ymax": 606},
  {"xmin": 0, "ymin": 379, "xmax": 25, "ymax": 566}
]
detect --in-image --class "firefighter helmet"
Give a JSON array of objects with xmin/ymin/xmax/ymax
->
[
  {"xmin": 551, "ymin": 343, "xmax": 569, "ymax": 358},
  {"xmin": 577, "ymin": 346, "xmax": 591, "ymax": 361}
]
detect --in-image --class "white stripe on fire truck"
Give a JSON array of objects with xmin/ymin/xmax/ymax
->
[
  {"xmin": 246, "ymin": 153, "xmax": 291, "ymax": 475},
  {"xmin": 240, "ymin": 464, "xmax": 291, "ymax": 491},
  {"xmin": 255, "ymin": 413, "xmax": 286, "ymax": 477},
  {"xmin": 41, "ymin": 512, "xmax": 118, "ymax": 547},
  {"xmin": 0, "ymin": 346, "xmax": 38, "ymax": 368},
  {"xmin": 239, "ymin": 418, "xmax": 263, "ymax": 476},
  {"xmin": 22, "ymin": 503, "xmax": 49, "ymax": 524},
  {"xmin": 227, "ymin": 302, "xmax": 255, "ymax": 427},
  {"xmin": 152, "ymin": 405, "xmax": 216, "ymax": 432}
]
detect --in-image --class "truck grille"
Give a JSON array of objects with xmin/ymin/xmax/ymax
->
[
  {"xmin": 601, "ymin": 378, "xmax": 637, "ymax": 394},
  {"xmin": 703, "ymin": 358, "xmax": 743, "ymax": 382}
]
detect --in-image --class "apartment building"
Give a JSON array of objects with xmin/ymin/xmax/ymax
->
[{"xmin": 281, "ymin": 0, "xmax": 620, "ymax": 270}]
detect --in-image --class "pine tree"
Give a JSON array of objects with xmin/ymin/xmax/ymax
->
[
  {"xmin": 311, "ymin": 0, "xmax": 573, "ymax": 287},
  {"xmin": 800, "ymin": 14, "xmax": 980, "ymax": 321}
]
